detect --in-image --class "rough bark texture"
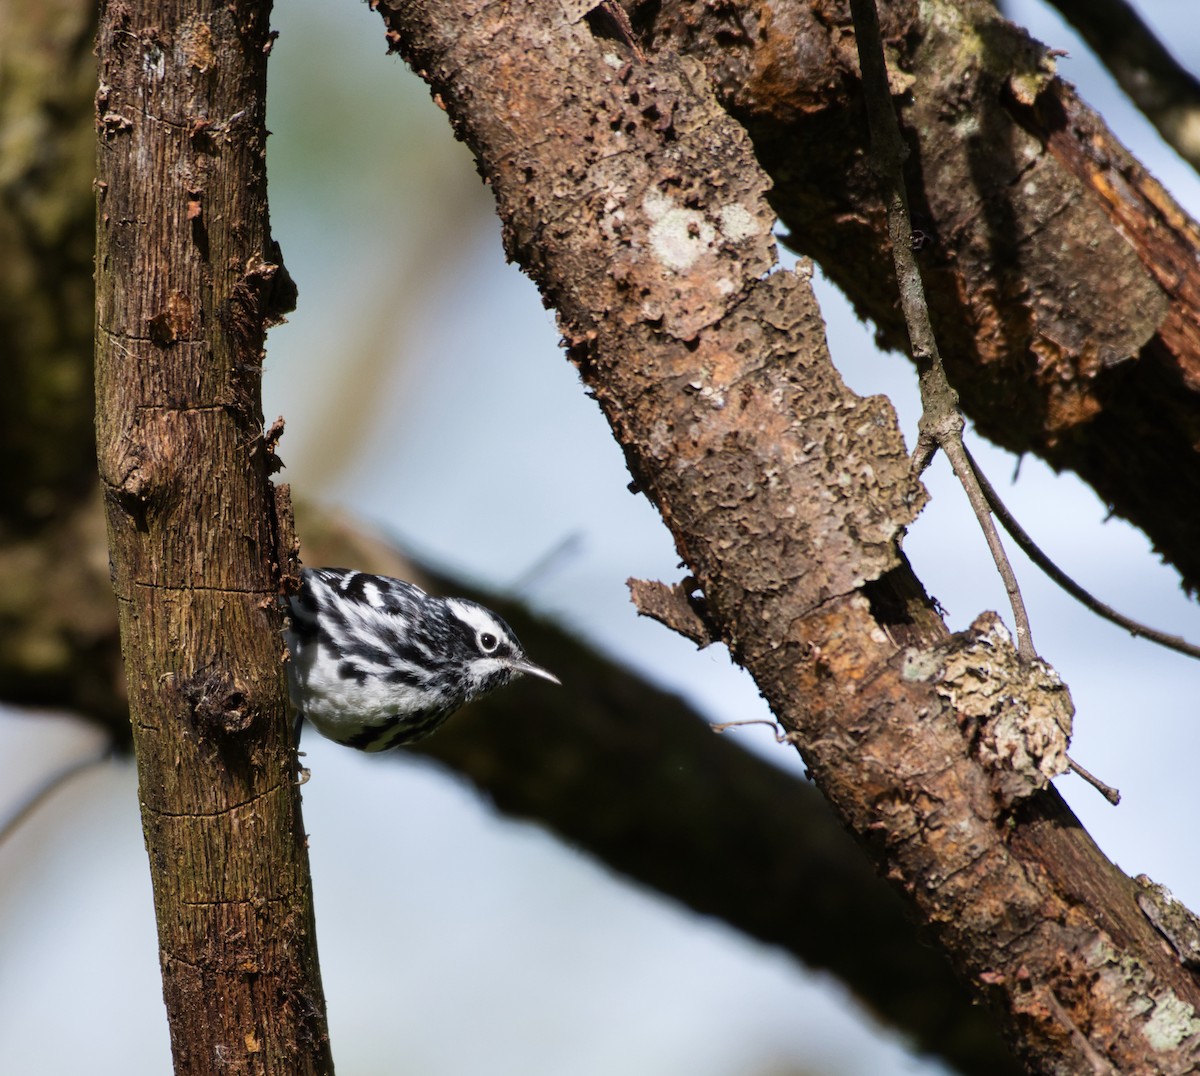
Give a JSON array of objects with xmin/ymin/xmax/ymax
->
[
  {"xmin": 94, "ymin": 2, "xmax": 332, "ymax": 1072},
  {"xmin": 643, "ymin": 0, "xmax": 1200, "ymax": 593},
  {"xmin": 373, "ymin": 0, "xmax": 1200, "ymax": 1070},
  {"xmin": 12, "ymin": 0, "xmax": 1199, "ymax": 724}
]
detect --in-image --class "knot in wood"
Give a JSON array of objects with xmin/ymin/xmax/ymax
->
[
  {"xmin": 182, "ymin": 669, "xmax": 255, "ymax": 738},
  {"xmin": 912, "ymin": 612, "xmax": 1073, "ymax": 808}
]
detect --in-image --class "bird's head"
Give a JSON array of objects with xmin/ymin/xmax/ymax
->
[{"xmin": 444, "ymin": 598, "xmax": 561, "ymax": 701}]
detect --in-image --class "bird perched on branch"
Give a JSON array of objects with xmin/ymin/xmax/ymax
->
[{"xmin": 285, "ymin": 567, "xmax": 559, "ymax": 752}]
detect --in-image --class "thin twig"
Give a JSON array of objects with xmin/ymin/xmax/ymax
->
[
  {"xmin": 0, "ymin": 743, "xmax": 114, "ymax": 850},
  {"xmin": 1043, "ymin": 985, "xmax": 1122, "ymax": 1072},
  {"xmin": 510, "ymin": 531, "xmax": 584, "ymax": 597},
  {"xmin": 848, "ymin": 0, "xmax": 1037, "ymax": 661},
  {"xmin": 964, "ymin": 445, "xmax": 1200, "ymax": 662},
  {"xmin": 596, "ymin": 0, "xmax": 646, "ymax": 61},
  {"xmin": 1068, "ymin": 758, "xmax": 1121, "ymax": 807},
  {"xmin": 711, "ymin": 718, "xmax": 799, "ymax": 744},
  {"xmin": 940, "ymin": 437, "xmax": 1038, "ymax": 660},
  {"xmin": 850, "ymin": 0, "xmax": 1123, "ymax": 803}
]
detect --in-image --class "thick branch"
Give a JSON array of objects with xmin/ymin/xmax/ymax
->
[
  {"xmin": 95, "ymin": 2, "xmax": 331, "ymax": 1072},
  {"xmin": 373, "ymin": 0, "xmax": 1200, "ymax": 1069},
  {"xmin": 644, "ymin": 0, "xmax": 1200, "ymax": 594},
  {"xmin": 1045, "ymin": 0, "xmax": 1200, "ymax": 171},
  {"xmin": 4, "ymin": 480, "xmax": 1016, "ymax": 1074},
  {"xmin": 7, "ymin": 0, "xmax": 1197, "ymax": 1067}
]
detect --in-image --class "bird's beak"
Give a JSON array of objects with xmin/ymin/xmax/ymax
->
[{"xmin": 514, "ymin": 659, "xmax": 561, "ymax": 686}]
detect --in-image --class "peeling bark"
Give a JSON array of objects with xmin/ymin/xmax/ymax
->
[
  {"xmin": 643, "ymin": 0, "xmax": 1200, "ymax": 592},
  {"xmin": 373, "ymin": 0, "xmax": 1200, "ymax": 1069},
  {"xmin": 8, "ymin": 0, "xmax": 1200, "ymax": 1069},
  {"xmin": 94, "ymin": 1, "xmax": 332, "ymax": 1072}
]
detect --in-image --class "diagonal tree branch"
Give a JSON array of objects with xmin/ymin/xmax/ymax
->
[
  {"xmin": 645, "ymin": 0, "xmax": 1200, "ymax": 594},
  {"xmin": 298, "ymin": 518, "xmax": 1022, "ymax": 1076},
  {"xmin": 5, "ymin": 0, "xmax": 1200, "ymax": 1069},
  {"xmin": 372, "ymin": 0, "xmax": 1200, "ymax": 1069},
  {"xmin": 1043, "ymin": 0, "xmax": 1200, "ymax": 172}
]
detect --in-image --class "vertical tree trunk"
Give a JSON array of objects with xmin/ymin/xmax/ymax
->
[{"xmin": 94, "ymin": 1, "xmax": 333, "ymax": 1071}]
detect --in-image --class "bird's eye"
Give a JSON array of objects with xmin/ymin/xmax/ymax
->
[{"xmin": 478, "ymin": 632, "xmax": 498, "ymax": 653}]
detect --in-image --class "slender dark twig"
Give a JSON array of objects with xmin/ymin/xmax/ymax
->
[
  {"xmin": 848, "ymin": 0, "xmax": 1125, "ymax": 804},
  {"xmin": 0, "ymin": 743, "xmax": 114, "ymax": 849},
  {"xmin": 964, "ymin": 445, "xmax": 1200, "ymax": 662},
  {"xmin": 848, "ymin": 0, "xmax": 1037, "ymax": 661},
  {"xmin": 510, "ymin": 531, "xmax": 585, "ymax": 597}
]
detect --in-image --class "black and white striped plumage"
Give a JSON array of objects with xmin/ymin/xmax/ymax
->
[{"xmin": 285, "ymin": 567, "xmax": 559, "ymax": 752}]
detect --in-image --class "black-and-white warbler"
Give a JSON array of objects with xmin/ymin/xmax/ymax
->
[{"xmin": 285, "ymin": 567, "xmax": 560, "ymax": 751}]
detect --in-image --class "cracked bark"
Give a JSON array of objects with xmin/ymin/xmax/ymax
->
[
  {"xmin": 94, "ymin": 1, "xmax": 332, "ymax": 1072},
  {"xmin": 373, "ymin": 0, "xmax": 1200, "ymax": 1070}
]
